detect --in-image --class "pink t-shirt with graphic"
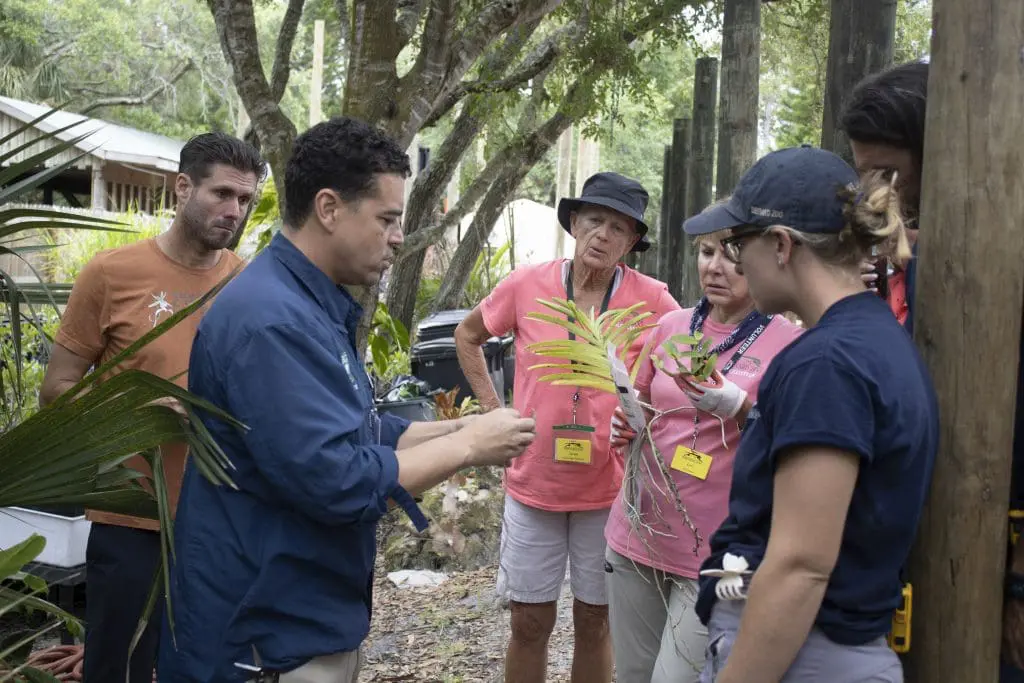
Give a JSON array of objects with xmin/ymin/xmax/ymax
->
[
  {"xmin": 604, "ymin": 308, "xmax": 803, "ymax": 578},
  {"xmin": 480, "ymin": 260, "xmax": 680, "ymax": 512}
]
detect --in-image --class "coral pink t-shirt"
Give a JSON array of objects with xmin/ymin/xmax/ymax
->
[
  {"xmin": 480, "ymin": 260, "xmax": 680, "ymax": 512},
  {"xmin": 604, "ymin": 308, "xmax": 802, "ymax": 577}
]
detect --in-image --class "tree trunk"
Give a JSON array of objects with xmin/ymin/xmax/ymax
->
[
  {"xmin": 387, "ymin": 107, "xmax": 486, "ymax": 328},
  {"xmin": 715, "ymin": 0, "xmax": 761, "ymax": 198},
  {"xmin": 657, "ymin": 145, "xmax": 671, "ymax": 282},
  {"xmin": 385, "ymin": 18, "xmax": 546, "ymax": 330},
  {"xmin": 820, "ymin": 0, "xmax": 896, "ymax": 163},
  {"xmin": 207, "ymin": 0, "xmax": 298, "ymax": 210},
  {"xmin": 902, "ymin": 1, "xmax": 1024, "ymax": 680},
  {"xmin": 344, "ymin": 0, "xmax": 402, "ymax": 126},
  {"xmin": 685, "ymin": 56, "xmax": 718, "ymax": 304},
  {"xmin": 665, "ymin": 118, "xmax": 691, "ymax": 303},
  {"xmin": 433, "ymin": 111, "xmax": 572, "ymax": 312}
]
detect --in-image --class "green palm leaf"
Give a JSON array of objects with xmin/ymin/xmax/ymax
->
[{"xmin": 0, "ymin": 108, "xmax": 245, "ymax": 673}]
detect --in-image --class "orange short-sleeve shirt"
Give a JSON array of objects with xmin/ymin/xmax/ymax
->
[{"xmin": 56, "ymin": 238, "xmax": 242, "ymax": 530}]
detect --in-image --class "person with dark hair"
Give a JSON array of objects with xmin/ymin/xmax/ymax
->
[
  {"xmin": 843, "ymin": 60, "xmax": 1024, "ymax": 681},
  {"xmin": 38, "ymin": 132, "xmax": 265, "ymax": 683},
  {"xmin": 689, "ymin": 147, "xmax": 938, "ymax": 683},
  {"xmin": 156, "ymin": 117, "xmax": 537, "ymax": 682},
  {"xmin": 842, "ymin": 59, "xmax": 928, "ymax": 328}
]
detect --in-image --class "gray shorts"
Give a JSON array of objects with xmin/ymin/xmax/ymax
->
[
  {"xmin": 701, "ymin": 601, "xmax": 903, "ymax": 683},
  {"xmin": 605, "ymin": 547, "xmax": 705, "ymax": 683},
  {"xmin": 280, "ymin": 650, "xmax": 361, "ymax": 683},
  {"xmin": 496, "ymin": 496, "xmax": 610, "ymax": 605}
]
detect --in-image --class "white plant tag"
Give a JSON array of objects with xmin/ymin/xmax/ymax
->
[{"xmin": 607, "ymin": 342, "xmax": 646, "ymax": 432}]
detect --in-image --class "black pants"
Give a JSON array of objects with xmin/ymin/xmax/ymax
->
[{"xmin": 84, "ymin": 523, "xmax": 164, "ymax": 683}]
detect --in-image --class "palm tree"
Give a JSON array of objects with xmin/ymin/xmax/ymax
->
[{"xmin": 0, "ymin": 108, "xmax": 240, "ymax": 681}]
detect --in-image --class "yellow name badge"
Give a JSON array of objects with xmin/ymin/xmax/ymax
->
[
  {"xmin": 553, "ymin": 424, "xmax": 595, "ymax": 464},
  {"xmin": 671, "ymin": 446, "xmax": 713, "ymax": 480}
]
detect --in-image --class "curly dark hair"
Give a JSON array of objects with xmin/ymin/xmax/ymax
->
[
  {"xmin": 841, "ymin": 61, "xmax": 929, "ymax": 168},
  {"xmin": 283, "ymin": 117, "xmax": 411, "ymax": 227},
  {"xmin": 179, "ymin": 132, "xmax": 266, "ymax": 184}
]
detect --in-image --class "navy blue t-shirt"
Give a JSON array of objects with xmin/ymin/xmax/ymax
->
[{"xmin": 695, "ymin": 292, "xmax": 939, "ymax": 645}]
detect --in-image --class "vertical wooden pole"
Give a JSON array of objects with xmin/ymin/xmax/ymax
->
[
  {"xmin": 903, "ymin": 1, "xmax": 1024, "ymax": 681},
  {"xmin": 716, "ymin": 0, "xmax": 761, "ymax": 198},
  {"xmin": 666, "ymin": 118, "xmax": 691, "ymax": 302},
  {"xmin": 554, "ymin": 127, "xmax": 574, "ymax": 258},
  {"xmin": 685, "ymin": 56, "xmax": 719, "ymax": 305},
  {"xmin": 309, "ymin": 19, "xmax": 325, "ymax": 127},
  {"xmin": 657, "ymin": 146, "xmax": 672, "ymax": 282},
  {"xmin": 820, "ymin": 0, "xmax": 896, "ymax": 163},
  {"xmin": 90, "ymin": 163, "xmax": 105, "ymax": 211}
]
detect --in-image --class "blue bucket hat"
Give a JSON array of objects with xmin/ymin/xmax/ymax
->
[
  {"xmin": 558, "ymin": 172, "xmax": 651, "ymax": 252},
  {"xmin": 683, "ymin": 145, "xmax": 859, "ymax": 236}
]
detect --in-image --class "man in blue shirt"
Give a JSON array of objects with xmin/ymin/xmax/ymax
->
[
  {"xmin": 157, "ymin": 117, "xmax": 537, "ymax": 682},
  {"xmin": 843, "ymin": 61, "xmax": 1024, "ymax": 680}
]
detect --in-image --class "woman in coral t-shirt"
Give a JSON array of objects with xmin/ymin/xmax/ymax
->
[{"xmin": 604, "ymin": 204, "xmax": 802, "ymax": 683}]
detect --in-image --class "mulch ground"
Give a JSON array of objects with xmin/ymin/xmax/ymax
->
[{"xmin": 363, "ymin": 565, "xmax": 582, "ymax": 683}]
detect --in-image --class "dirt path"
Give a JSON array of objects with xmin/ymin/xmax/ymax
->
[{"xmin": 363, "ymin": 566, "xmax": 582, "ymax": 683}]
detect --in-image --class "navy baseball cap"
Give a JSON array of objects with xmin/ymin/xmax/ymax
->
[{"xmin": 683, "ymin": 145, "xmax": 859, "ymax": 236}]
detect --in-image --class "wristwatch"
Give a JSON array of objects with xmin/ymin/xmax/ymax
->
[{"xmin": 1006, "ymin": 571, "xmax": 1024, "ymax": 600}]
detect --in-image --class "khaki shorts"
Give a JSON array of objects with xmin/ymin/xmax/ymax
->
[
  {"xmin": 496, "ymin": 495, "xmax": 610, "ymax": 605},
  {"xmin": 280, "ymin": 649, "xmax": 361, "ymax": 683}
]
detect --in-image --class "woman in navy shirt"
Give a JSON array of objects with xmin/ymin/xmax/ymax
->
[{"xmin": 682, "ymin": 146, "xmax": 938, "ymax": 683}]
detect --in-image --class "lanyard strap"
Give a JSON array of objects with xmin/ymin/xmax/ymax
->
[
  {"xmin": 565, "ymin": 261, "xmax": 616, "ymax": 341},
  {"xmin": 719, "ymin": 316, "xmax": 772, "ymax": 376}
]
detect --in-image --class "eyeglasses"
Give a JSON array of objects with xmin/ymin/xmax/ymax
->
[{"xmin": 720, "ymin": 228, "xmax": 768, "ymax": 264}]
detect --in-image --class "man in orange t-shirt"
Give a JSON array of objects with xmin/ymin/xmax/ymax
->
[{"xmin": 39, "ymin": 132, "xmax": 265, "ymax": 683}]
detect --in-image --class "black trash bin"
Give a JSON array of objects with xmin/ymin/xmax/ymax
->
[
  {"xmin": 377, "ymin": 397, "xmax": 436, "ymax": 422},
  {"xmin": 416, "ymin": 309, "xmax": 474, "ymax": 343},
  {"xmin": 410, "ymin": 336, "xmax": 505, "ymax": 402}
]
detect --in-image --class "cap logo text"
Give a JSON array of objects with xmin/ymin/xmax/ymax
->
[{"xmin": 750, "ymin": 207, "xmax": 785, "ymax": 219}]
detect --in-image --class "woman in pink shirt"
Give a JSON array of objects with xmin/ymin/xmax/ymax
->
[
  {"xmin": 604, "ymin": 203, "xmax": 802, "ymax": 683},
  {"xmin": 455, "ymin": 172, "xmax": 679, "ymax": 683}
]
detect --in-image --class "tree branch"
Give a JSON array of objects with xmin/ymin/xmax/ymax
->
[
  {"xmin": 207, "ymin": 0, "xmax": 297, "ymax": 206},
  {"xmin": 79, "ymin": 59, "xmax": 195, "ymax": 115},
  {"xmin": 343, "ymin": 0, "xmax": 402, "ymax": 123},
  {"xmin": 396, "ymin": 0, "xmax": 428, "ymax": 47},
  {"xmin": 392, "ymin": 0, "xmax": 565, "ymax": 145},
  {"xmin": 432, "ymin": 98, "xmax": 574, "ymax": 310},
  {"xmin": 335, "ymin": 0, "xmax": 351, "ymax": 53},
  {"xmin": 270, "ymin": 0, "xmax": 306, "ymax": 102},
  {"xmin": 422, "ymin": 20, "xmax": 578, "ymax": 128}
]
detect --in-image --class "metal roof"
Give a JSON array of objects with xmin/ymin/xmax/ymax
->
[{"xmin": 0, "ymin": 96, "xmax": 183, "ymax": 173}]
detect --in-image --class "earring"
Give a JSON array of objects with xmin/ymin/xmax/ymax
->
[{"xmin": 777, "ymin": 257, "xmax": 783, "ymax": 267}]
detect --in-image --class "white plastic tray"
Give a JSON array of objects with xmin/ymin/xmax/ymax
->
[{"xmin": 0, "ymin": 506, "xmax": 91, "ymax": 568}]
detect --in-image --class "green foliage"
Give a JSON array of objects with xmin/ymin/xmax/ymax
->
[
  {"xmin": 45, "ymin": 210, "xmax": 164, "ymax": 283},
  {"xmin": 656, "ymin": 331, "xmax": 717, "ymax": 382},
  {"xmin": 762, "ymin": 0, "xmax": 932, "ymax": 153},
  {"xmin": 463, "ymin": 243, "xmax": 511, "ymax": 309},
  {"xmin": 0, "ymin": 314, "xmax": 57, "ymax": 431},
  {"xmin": 0, "ymin": 535, "xmax": 80, "ymax": 680},
  {"xmin": 367, "ymin": 303, "xmax": 411, "ymax": 393},
  {"xmin": 0, "ymin": 110, "xmax": 241, "ymax": 669}
]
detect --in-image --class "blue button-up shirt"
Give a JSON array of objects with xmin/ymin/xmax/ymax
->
[{"xmin": 157, "ymin": 233, "xmax": 427, "ymax": 682}]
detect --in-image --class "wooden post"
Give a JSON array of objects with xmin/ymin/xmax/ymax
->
[
  {"xmin": 657, "ymin": 145, "xmax": 672, "ymax": 282},
  {"xmin": 665, "ymin": 118, "xmax": 691, "ymax": 302},
  {"xmin": 685, "ymin": 56, "xmax": 718, "ymax": 305},
  {"xmin": 90, "ymin": 163, "xmax": 105, "ymax": 211},
  {"xmin": 820, "ymin": 0, "xmax": 896, "ymax": 162},
  {"xmin": 554, "ymin": 127, "xmax": 574, "ymax": 258},
  {"xmin": 716, "ymin": 0, "xmax": 761, "ymax": 198},
  {"xmin": 903, "ymin": 1, "xmax": 1024, "ymax": 681},
  {"xmin": 309, "ymin": 19, "xmax": 325, "ymax": 126}
]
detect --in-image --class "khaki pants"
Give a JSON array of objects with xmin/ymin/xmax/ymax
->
[{"xmin": 280, "ymin": 650, "xmax": 361, "ymax": 683}]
